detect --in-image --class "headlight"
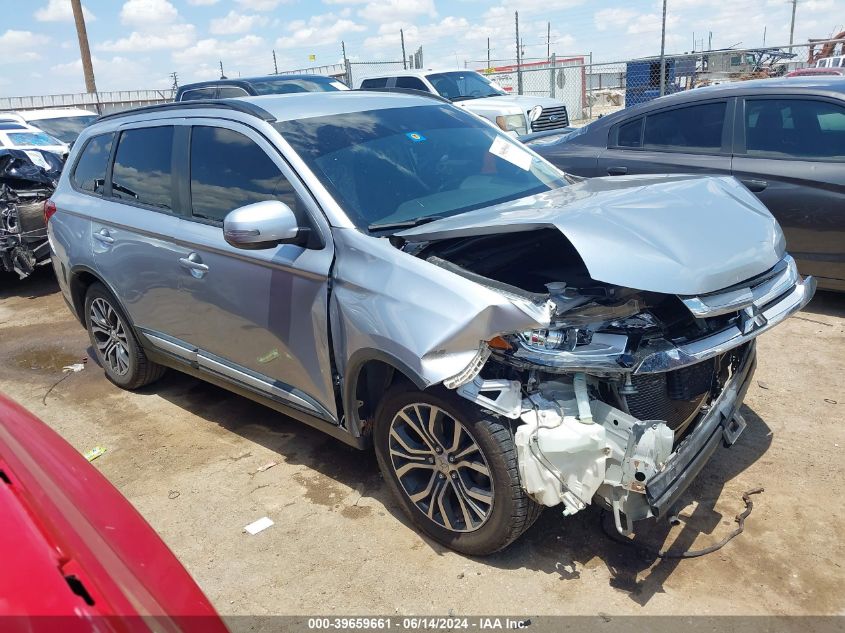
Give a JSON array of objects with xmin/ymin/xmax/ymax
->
[
  {"xmin": 495, "ymin": 114, "xmax": 528, "ymax": 136},
  {"xmin": 519, "ymin": 328, "xmax": 591, "ymax": 352}
]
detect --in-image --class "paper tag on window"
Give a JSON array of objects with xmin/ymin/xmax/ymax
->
[
  {"xmin": 488, "ymin": 136, "xmax": 532, "ymax": 171},
  {"xmin": 24, "ymin": 150, "xmax": 50, "ymax": 171}
]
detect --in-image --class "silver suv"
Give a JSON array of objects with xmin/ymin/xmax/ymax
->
[{"xmin": 48, "ymin": 92, "xmax": 815, "ymax": 555}]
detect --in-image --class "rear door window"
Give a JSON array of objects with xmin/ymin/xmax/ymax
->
[
  {"xmin": 360, "ymin": 78, "xmax": 389, "ymax": 89},
  {"xmin": 216, "ymin": 86, "xmax": 250, "ymax": 98},
  {"xmin": 180, "ymin": 87, "xmax": 216, "ymax": 101},
  {"xmin": 189, "ymin": 126, "xmax": 297, "ymax": 223},
  {"xmin": 395, "ymin": 76, "xmax": 429, "ymax": 91},
  {"xmin": 745, "ymin": 98, "xmax": 845, "ymax": 159},
  {"xmin": 71, "ymin": 133, "xmax": 113, "ymax": 195},
  {"xmin": 643, "ymin": 102, "xmax": 727, "ymax": 152},
  {"xmin": 111, "ymin": 126, "xmax": 174, "ymax": 210}
]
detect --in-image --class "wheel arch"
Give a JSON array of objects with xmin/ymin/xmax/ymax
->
[
  {"xmin": 68, "ymin": 265, "xmax": 132, "ymax": 328},
  {"xmin": 343, "ymin": 348, "xmax": 429, "ymax": 442}
]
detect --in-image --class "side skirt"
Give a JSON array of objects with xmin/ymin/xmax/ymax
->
[{"xmin": 143, "ymin": 347, "xmax": 367, "ymax": 450}]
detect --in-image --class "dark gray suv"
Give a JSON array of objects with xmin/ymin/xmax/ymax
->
[{"xmin": 47, "ymin": 93, "xmax": 813, "ymax": 554}]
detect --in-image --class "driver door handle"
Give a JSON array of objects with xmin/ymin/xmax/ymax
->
[
  {"xmin": 179, "ymin": 253, "xmax": 209, "ymax": 278},
  {"xmin": 607, "ymin": 166, "xmax": 628, "ymax": 176},
  {"xmin": 740, "ymin": 178, "xmax": 768, "ymax": 192}
]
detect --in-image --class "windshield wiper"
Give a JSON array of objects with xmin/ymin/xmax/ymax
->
[{"xmin": 368, "ymin": 216, "xmax": 444, "ymax": 233}]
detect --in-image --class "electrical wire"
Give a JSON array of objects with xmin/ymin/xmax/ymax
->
[{"xmin": 600, "ymin": 487, "xmax": 765, "ymax": 559}]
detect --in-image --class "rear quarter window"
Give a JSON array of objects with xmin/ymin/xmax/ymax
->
[{"xmin": 71, "ymin": 133, "xmax": 113, "ymax": 195}]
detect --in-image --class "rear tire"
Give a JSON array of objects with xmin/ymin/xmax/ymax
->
[
  {"xmin": 374, "ymin": 384, "xmax": 541, "ymax": 555},
  {"xmin": 84, "ymin": 283, "xmax": 165, "ymax": 390}
]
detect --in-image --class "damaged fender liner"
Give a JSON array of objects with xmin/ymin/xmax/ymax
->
[{"xmin": 646, "ymin": 341, "xmax": 757, "ymax": 517}]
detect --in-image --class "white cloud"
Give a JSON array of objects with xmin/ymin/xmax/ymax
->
[
  {"xmin": 173, "ymin": 34, "xmax": 265, "ymax": 66},
  {"xmin": 0, "ymin": 30, "xmax": 49, "ymax": 65},
  {"xmin": 358, "ymin": 0, "xmax": 437, "ymax": 23},
  {"xmin": 188, "ymin": 0, "xmax": 220, "ymax": 5},
  {"xmin": 235, "ymin": 0, "xmax": 286, "ymax": 10},
  {"xmin": 120, "ymin": 0, "xmax": 180, "ymax": 27},
  {"xmin": 34, "ymin": 0, "xmax": 95, "ymax": 22},
  {"xmin": 210, "ymin": 10, "xmax": 267, "ymax": 35},
  {"xmin": 99, "ymin": 25, "xmax": 197, "ymax": 52},
  {"xmin": 276, "ymin": 13, "xmax": 365, "ymax": 49}
]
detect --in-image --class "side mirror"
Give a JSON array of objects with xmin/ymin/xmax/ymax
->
[{"xmin": 223, "ymin": 200, "xmax": 306, "ymax": 249}]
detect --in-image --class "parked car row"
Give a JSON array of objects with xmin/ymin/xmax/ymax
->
[{"xmin": 45, "ymin": 88, "xmax": 813, "ymax": 557}]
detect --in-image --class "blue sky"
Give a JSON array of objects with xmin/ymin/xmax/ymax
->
[{"xmin": 2, "ymin": 0, "xmax": 842, "ymax": 96}]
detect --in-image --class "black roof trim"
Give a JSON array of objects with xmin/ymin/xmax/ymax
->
[
  {"xmin": 355, "ymin": 87, "xmax": 452, "ymax": 104},
  {"xmin": 95, "ymin": 99, "xmax": 276, "ymax": 123}
]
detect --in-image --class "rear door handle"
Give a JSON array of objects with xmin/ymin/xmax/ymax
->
[
  {"xmin": 740, "ymin": 178, "xmax": 768, "ymax": 192},
  {"xmin": 94, "ymin": 228, "xmax": 114, "ymax": 245},
  {"xmin": 607, "ymin": 166, "xmax": 628, "ymax": 176},
  {"xmin": 179, "ymin": 253, "xmax": 209, "ymax": 278}
]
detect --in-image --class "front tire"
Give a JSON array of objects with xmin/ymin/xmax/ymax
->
[
  {"xmin": 84, "ymin": 283, "xmax": 165, "ymax": 390},
  {"xmin": 374, "ymin": 385, "xmax": 542, "ymax": 555}
]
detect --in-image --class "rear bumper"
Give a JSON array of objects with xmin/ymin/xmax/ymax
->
[{"xmin": 645, "ymin": 340, "xmax": 757, "ymax": 517}]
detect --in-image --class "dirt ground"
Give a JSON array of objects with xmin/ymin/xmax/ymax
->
[{"xmin": 1, "ymin": 267, "xmax": 843, "ymax": 617}]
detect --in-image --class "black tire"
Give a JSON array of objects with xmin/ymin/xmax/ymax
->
[
  {"xmin": 84, "ymin": 283, "xmax": 166, "ymax": 390},
  {"xmin": 374, "ymin": 384, "xmax": 542, "ymax": 555}
]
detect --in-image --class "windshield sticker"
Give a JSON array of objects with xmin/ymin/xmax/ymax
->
[
  {"xmin": 406, "ymin": 132, "xmax": 426, "ymax": 142},
  {"xmin": 488, "ymin": 135, "xmax": 532, "ymax": 171}
]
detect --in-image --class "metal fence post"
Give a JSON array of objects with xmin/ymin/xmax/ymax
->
[
  {"xmin": 550, "ymin": 53, "xmax": 556, "ymax": 99},
  {"xmin": 588, "ymin": 52, "xmax": 593, "ymax": 121}
]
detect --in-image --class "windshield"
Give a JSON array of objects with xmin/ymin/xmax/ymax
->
[
  {"xmin": 252, "ymin": 77, "xmax": 348, "ymax": 95},
  {"xmin": 275, "ymin": 104, "xmax": 566, "ymax": 232},
  {"xmin": 7, "ymin": 131, "xmax": 62, "ymax": 147},
  {"xmin": 28, "ymin": 115, "xmax": 97, "ymax": 143},
  {"xmin": 425, "ymin": 71, "xmax": 505, "ymax": 101}
]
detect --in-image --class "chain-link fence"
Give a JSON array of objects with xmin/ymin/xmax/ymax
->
[
  {"xmin": 275, "ymin": 63, "xmax": 347, "ymax": 79},
  {"xmin": 478, "ymin": 40, "xmax": 841, "ymax": 125},
  {"xmin": 0, "ymin": 89, "xmax": 175, "ymax": 114}
]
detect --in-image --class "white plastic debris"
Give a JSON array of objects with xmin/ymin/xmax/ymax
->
[
  {"xmin": 244, "ymin": 516, "xmax": 274, "ymax": 535},
  {"xmin": 62, "ymin": 363, "xmax": 86, "ymax": 373}
]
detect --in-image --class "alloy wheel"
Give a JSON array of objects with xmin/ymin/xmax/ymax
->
[
  {"xmin": 388, "ymin": 403, "xmax": 494, "ymax": 533},
  {"xmin": 89, "ymin": 297, "xmax": 131, "ymax": 376}
]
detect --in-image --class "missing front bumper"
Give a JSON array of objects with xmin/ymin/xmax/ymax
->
[{"xmin": 645, "ymin": 341, "xmax": 757, "ymax": 518}]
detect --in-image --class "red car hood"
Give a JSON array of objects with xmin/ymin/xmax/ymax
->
[{"xmin": 0, "ymin": 395, "xmax": 228, "ymax": 633}]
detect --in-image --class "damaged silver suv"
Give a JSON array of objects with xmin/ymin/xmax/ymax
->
[{"xmin": 48, "ymin": 92, "xmax": 815, "ymax": 555}]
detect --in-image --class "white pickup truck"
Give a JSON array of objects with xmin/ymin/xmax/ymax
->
[{"xmin": 356, "ymin": 69, "xmax": 571, "ymax": 137}]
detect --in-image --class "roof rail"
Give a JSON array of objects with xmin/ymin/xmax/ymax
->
[
  {"xmin": 354, "ymin": 87, "xmax": 452, "ymax": 104},
  {"xmin": 95, "ymin": 99, "xmax": 276, "ymax": 123}
]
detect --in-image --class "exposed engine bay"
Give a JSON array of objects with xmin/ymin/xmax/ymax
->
[
  {"xmin": 401, "ymin": 227, "xmax": 812, "ymax": 533},
  {"xmin": 0, "ymin": 148, "xmax": 62, "ymax": 279}
]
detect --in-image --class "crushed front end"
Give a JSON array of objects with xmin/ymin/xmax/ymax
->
[
  {"xmin": 412, "ymin": 230, "xmax": 815, "ymax": 533},
  {"xmin": 0, "ymin": 149, "xmax": 62, "ymax": 279}
]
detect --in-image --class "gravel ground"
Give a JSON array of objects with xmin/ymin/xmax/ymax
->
[{"xmin": 1, "ymin": 267, "xmax": 843, "ymax": 617}]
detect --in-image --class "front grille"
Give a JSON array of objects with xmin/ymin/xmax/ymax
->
[
  {"xmin": 530, "ymin": 105, "xmax": 570, "ymax": 131},
  {"xmin": 626, "ymin": 358, "xmax": 717, "ymax": 432}
]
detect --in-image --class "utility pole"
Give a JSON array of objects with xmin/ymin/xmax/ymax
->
[
  {"xmin": 763, "ymin": 26, "xmax": 767, "ymax": 47},
  {"xmin": 515, "ymin": 11, "xmax": 523, "ymax": 94},
  {"xmin": 659, "ymin": 0, "xmax": 667, "ymax": 96},
  {"xmin": 272, "ymin": 49, "xmax": 278, "ymax": 74},
  {"xmin": 219, "ymin": 60, "xmax": 226, "ymax": 79},
  {"xmin": 169, "ymin": 71, "xmax": 178, "ymax": 91},
  {"xmin": 547, "ymin": 22, "xmax": 551, "ymax": 60},
  {"xmin": 709, "ymin": 31, "xmax": 713, "ymax": 50},
  {"xmin": 788, "ymin": 0, "xmax": 797, "ymax": 51},
  {"xmin": 401, "ymin": 29, "xmax": 407, "ymax": 69},
  {"xmin": 70, "ymin": 0, "xmax": 96, "ymax": 93}
]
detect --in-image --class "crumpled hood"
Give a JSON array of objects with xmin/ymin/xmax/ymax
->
[{"xmin": 398, "ymin": 174, "xmax": 786, "ymax": 296}]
